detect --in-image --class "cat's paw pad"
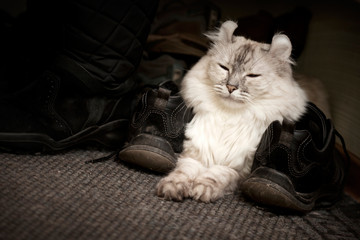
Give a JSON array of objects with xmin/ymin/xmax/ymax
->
[
  {"xmin": 156, "ymin": 175, "xmax": 191, "ymax": 201},
  {"xmin": 191, "ymin": 178, "xmax": 224, "ymax": 203}
]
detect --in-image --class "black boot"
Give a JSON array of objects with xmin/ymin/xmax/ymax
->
[
  {"xmin": 241, "ymin": 103, "xmax": 349, "ymax": 212},
  {"xmin": 118, "ymin": 82, "xmax": 193, "ymax": 173},
  {"xmin": 0, "ymin": 0, "xmax": 158, "ymax": 152},
  {"xmin": 0, "ymin": 70, "xmax": 138, "ymax": 152}
]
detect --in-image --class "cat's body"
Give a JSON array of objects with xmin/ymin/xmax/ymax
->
[{"xmin": 157, "ymin": 21, "xmax": 309, "ymax": 202}]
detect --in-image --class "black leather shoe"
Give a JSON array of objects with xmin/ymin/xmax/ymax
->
[
  {"xmin": 241, "ymin": 103, "xmax": 349, "ymax": 212},
  {"xmin": 0, "ymin": 70, "xmax": 135, "ymax": 152},
  {"xmin": 118, "ymin": 82, "xmax": 193, "ymax": 173}
]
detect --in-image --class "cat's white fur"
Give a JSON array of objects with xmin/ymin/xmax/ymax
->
[{"xmin": 157, "ymin": 21, "xmax": 308, "ymax": 202}]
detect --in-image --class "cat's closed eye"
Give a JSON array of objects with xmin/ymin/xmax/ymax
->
[
  {"xmin": 219, "ymin": 64, "xmax": 229, "ymax": 71},
  {"xmin": 246, "ymin": 74, "xmax": 261, "ymax": 78}
]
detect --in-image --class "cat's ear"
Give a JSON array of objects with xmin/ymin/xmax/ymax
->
[
  {"xmin": 206, "ymin": 20, "xmax": 238, "ymax": 43},
  {"xmin": 218, "ymin": 21, "xmax": 238, "ymax": 43},
  {"xmin": 270, "ymin": 34, "xmax": 292, "ymax": 61}
]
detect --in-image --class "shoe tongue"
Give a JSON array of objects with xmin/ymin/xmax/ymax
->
[
  {"xmin": 307, "ymin": 103, "xmax": 327, "ymax": 146},
  {"xmin": 153, "ymin": 87, "xmax": 171, "ymax": 110},
  {"xmin": 296, "ymin": 103, "xmax": 328, "ymax": 148},
  {"xmin": 256, "ymin": 120, "xmax": 282, "ymax": 155},
  {"xmin": 279, "ymin": 119, "xmax": 295, "ymax": 148}
]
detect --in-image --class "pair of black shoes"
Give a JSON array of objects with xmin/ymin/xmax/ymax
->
[
  {"xmin": 0, "ymin": 77, "xmax": 349, "ymax": 212},
  {"xmin": 119, "ymin": 85, "xmax": 349, "ymax": 212}
]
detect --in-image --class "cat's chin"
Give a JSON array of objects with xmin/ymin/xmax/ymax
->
[{"xmin": 219, "ymin": 95, "xmax": 246, "ymax": 106}]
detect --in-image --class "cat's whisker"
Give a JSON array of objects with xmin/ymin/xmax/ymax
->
[
  {"xmin": 240, "ymin": 94, "xmax": 255, "ymax": 105},
  {"xmin": 240, "ymin": 91, "xmax": 250, "ymax": 97}
]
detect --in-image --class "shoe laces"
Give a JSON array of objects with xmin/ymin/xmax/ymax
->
[{"xmin": 85, "ymin": 150, "xmax": 120, "ymax": 164}]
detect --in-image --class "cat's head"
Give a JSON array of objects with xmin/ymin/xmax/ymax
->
[{"xmin": 205, "ymin": 20, "xmax": 295, "ymax": 106}]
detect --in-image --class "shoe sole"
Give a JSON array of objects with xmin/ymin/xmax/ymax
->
[
  {"xmin": 241, "ymin": 167, "xmax": 341, "ymax": 212},
  {"xmin": 241, "ymin": 177, "xmax": 314, "ymax": 212},
  {"xmin": 0, "ymin": 119, "xmax": 128, "ymax": 152},
  {"xmin": 118, "ymin": 133, "xmax": 177, "ymax": 173}
]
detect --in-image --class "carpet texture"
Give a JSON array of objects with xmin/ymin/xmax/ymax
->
[{"xmin": 1, "ymin": 150, "xmax": 359, "ymax": 240}]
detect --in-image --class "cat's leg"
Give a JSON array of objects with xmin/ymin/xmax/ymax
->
[
  {"xmin": 157, "ymin": 157, "xmax": 205, "ymax": 201},
  {"xmin": 191, "ymin": 165, "xmax": 239, "ymax": 202}
]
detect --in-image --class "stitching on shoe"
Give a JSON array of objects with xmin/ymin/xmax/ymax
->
[
  {"xmin": 132, "ymin": 91, "xmax": 186, "ymax": 138},
  {"xmin": 131, "ymin": 91, "xmax": 149, "ymax": 125},
  {"xmin": 290, "ymin": 134, "xmax": 318, "ymax": 177},
  {"xmin": 269, "ymin": 123, "xmax": 274, "ymax": 141},
  {"xmin": 308, "ymin": 103, "xmax": 327, "ymax": 143},
  {"xmin": 132, "ymin": 108, "xmax": 183, "ymax": 138},
  {"xmin": 45, "ymin": 75, "xmax": 73, "ymax": 136},
  {"xmin": 272, "ymin": 144, "xmax": 291, "ymax": 171}
]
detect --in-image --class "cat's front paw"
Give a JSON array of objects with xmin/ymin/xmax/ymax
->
[
  {"xmin": 191, "ymin": 166, "xmax": 240, "ymax": 203},
  {"xmin": 191, "ymin": 177, "xmax": 224, "ymax": 203},
  {"xmin": 156, "ymin": 173, "xmax": 191, "ymax": 201}
]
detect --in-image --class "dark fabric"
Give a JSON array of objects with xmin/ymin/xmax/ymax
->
[
  {"xmin": 59, "ymin": 0, "xmax": 159, "ymax": 93},
  {"xmin": 1, "ymin": 150, "xmax": 359, "ymax": 240},
  {"xmin": 0, "ymin": 0, "xmax": 158, "ymax": 95},
  {"xmin": 0, "ymin": 0, "xmax": 158, "ymax": 151}
]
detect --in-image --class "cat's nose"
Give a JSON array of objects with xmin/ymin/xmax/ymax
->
[{"xmin": 226, "ymin": 84, "xmax": 238, "ymax": 93}]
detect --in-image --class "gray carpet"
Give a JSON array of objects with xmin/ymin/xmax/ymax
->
[{"xmin": 1, "ymin": 150, "xmax": 360, "ymax": 240}]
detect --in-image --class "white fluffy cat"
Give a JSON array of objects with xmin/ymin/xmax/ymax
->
[{"xmin": 156, "ymin": 20, "xmax": 308, "ymax": 202}]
